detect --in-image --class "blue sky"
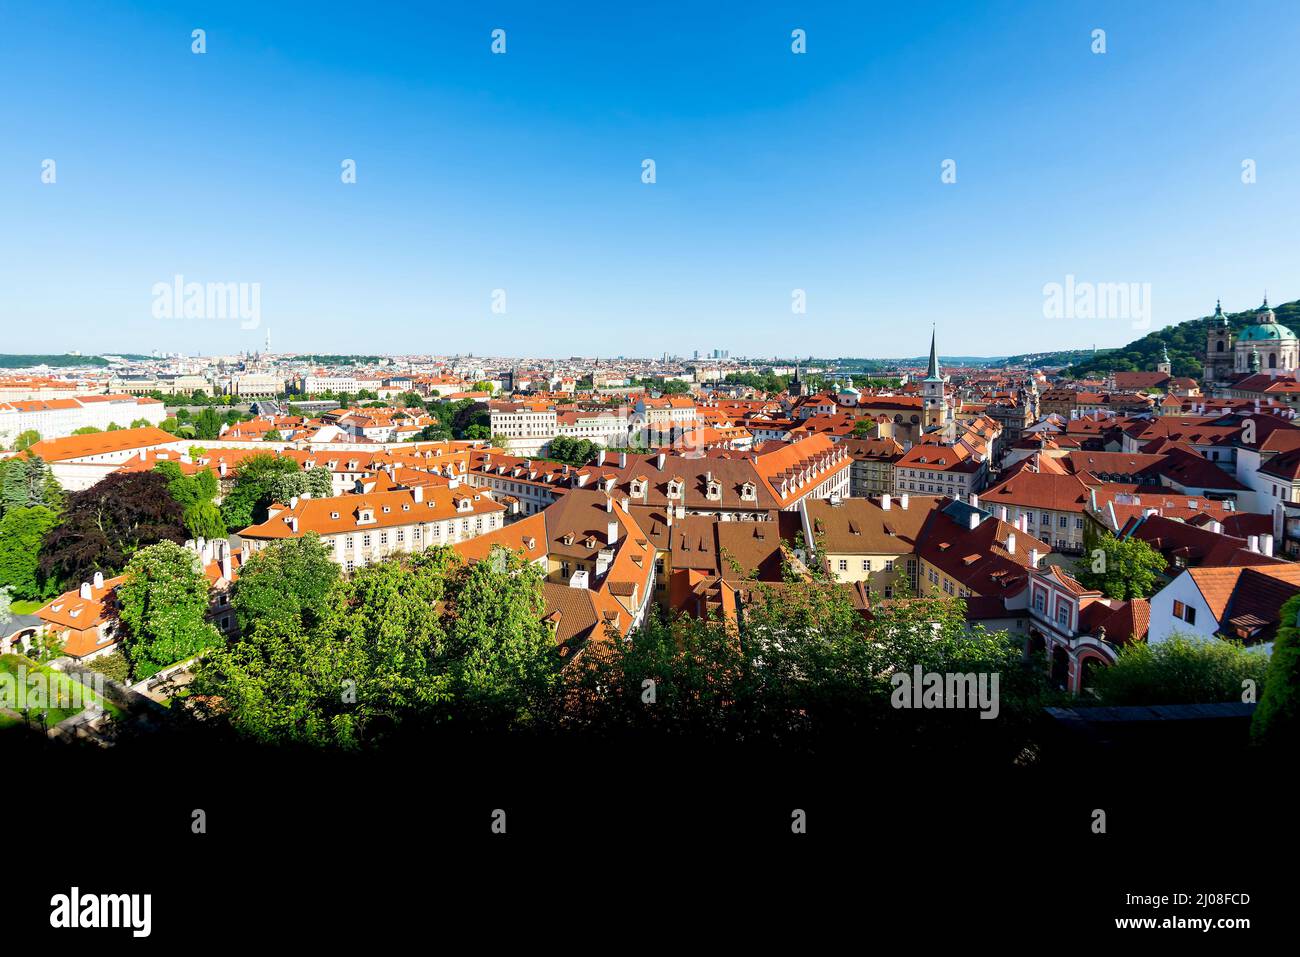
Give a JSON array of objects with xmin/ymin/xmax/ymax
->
[{"xmin": 2, "ymin": 1, "xmax": 1298, "ymax": 359}]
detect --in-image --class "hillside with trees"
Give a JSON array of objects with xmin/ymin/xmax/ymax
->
[{"xmin": 1063, "ymin": 298, "xmax": 1300, "ymax": 380}]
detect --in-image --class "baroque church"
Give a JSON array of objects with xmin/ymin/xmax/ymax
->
[{"xmin": 1204, "ymin": 297, "xmax": 1298, "ymax": 388}]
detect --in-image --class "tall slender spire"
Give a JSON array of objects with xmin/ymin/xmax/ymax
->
[{"xmin": 926, "ymin": 325, "xmax": 940, "ymax": 380}]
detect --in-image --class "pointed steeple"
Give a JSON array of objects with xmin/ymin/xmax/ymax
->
[{"xmin": 925, "ymin": 326, "xmax": 941, "ymax": 380}]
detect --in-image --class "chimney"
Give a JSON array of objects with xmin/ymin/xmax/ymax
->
[
  {"xmin": 881, "ymin": 493, "xmax": 891, "ymax": 511},
  {"xmin": 1006, "ymin": 532, "xmax": 1017, "ymax": 555},
  {"xmin": 619, "ymin": 451, "xmax": 627, "ymax": 467},
  {"xmin": 218, "ymin": 460, "xmax": 227, "ymax": 477},
  {"xmin": 656, "ymin": 452, "xmax": 666, "ymax": 470},
  {"xmin": 290, "ymin": 516, "xmax": 299, "ymax": 533},
  {"xmin": 606, "ymin": 496, "xmax": 614, "ymax": 513},
  {"xmin": 997, "ymin": 505, "xmax": 1008, "ymax": 521},
  {"xmin": 970, "ymin": 493, "xmax": 980, "ymax": 510},
  {"xmin": 1262, "ymin": 533, "xmax": 1275, "ymax": 557},
  {"xmin": 597, "ymin": 449, "xmax": 607, "ymax": 466},
  {"xmin": 900, "ymin": 494, "xmax": 909, "ymax": 510},
  {"xmin": 289, "ymin": 495, "xmax": 299, "ymax": 510},
  {"xmin": 1248, "ymin": 534, "xmax": 1260, "ymax": 553},
  {"xmin": 968, "ymin": 511, "xmax": 980, "ymax": 530},
  {"xmin": 79, "ymin": 582, "xmax": 92, "ymax": 600},
  {"xmin": 413, "ymin": 484, "xmax": 423, "ymax": 503},
  {"xmin": 92, "ymin": 571, "xmax": 104, "ymax": 589},
  {"xmin": 607, "ymin": 520, "xmax": 619, "ymax": 545},
  {"xmin": 1029, "ymin": 547, "xmax": 1040, "ymax": 568},
  {"xmin": 621, "ymin": 497, "xmax": 630, "ymax": 512},
  {"xmin": 221, "ymin": 546, "xmax": 233, "ymax": 580}
]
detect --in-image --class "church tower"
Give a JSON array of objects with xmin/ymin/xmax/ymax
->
[
  {"xmin": 922, "ymin": 328, "xmax": 946, "ymax": 429},
  {"xmin": 1156, "ymin": 343, "xmax": 1172, "ymax": 376},
  {"xmin": 1204, "ymin": 299, "xmax": 1233, "ymax": 389}
]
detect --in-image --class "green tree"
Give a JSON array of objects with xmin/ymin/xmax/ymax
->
[
  {"xmin": 1091, "ymin": 635, "xmax": 1270, "ymax": 706},
  {"xmin": 0, "ymin": 505, "xmax": 60, "ymax": 599},
  {"xmin": 13, "ymin": 430, "xmax": 40, "ymax": 452},
  {"xmin": 218, "ymin": 453, "xmax": 301, "ymax": 530},
  {"xmin": 263, "ymin": 429, "xmax": 283, "ymax": 441},
  {"xmin": 193, "ymin": 407, "xmax": 223, "ymax": 440},
  {"xmin": 72, "ymin": 426, "xmax": 102, "ymax": 435},
  {"xmin": 1252, "ymin": 593, "xmax": 1300, "ymax": 747},
  {"xmin": 1, "ymin": 455, "xmax": 62, "ymax": 516},
  {"xmin": 231, "ymin": 534, "xmax": 339, "ymax": 633},
  {"xmin": 154, "ymin": 461, "xmax": 226, "ymax": 541},
  {"xmin": 1075, "ymin": 531, "xmax": 1169, "ymax": 600},
  {"xmin": 116, "ymin": 540, "xmax": 223, "ymax": 680}
]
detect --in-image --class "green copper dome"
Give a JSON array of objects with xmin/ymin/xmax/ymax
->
[{"xmin": 1238, "ymin": 322, "xmax": 1296, "ymax": 342}]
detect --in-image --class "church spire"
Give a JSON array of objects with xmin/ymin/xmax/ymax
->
[{"xmin": 926, "ymin": 326, "xmax": 940, "ymax": 380}]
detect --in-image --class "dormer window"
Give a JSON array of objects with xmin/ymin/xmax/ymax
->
[
  {"xmin": 741, "ymin": 482, "xmax": 756, "ymax": 500},
  {"xmin": 706, "ymin": 480, "xmax": 722, "ymax": 500},
  {"xmin": 667, "ymin": 479, "xmax": 684, "ymax": 498},
  {"xmin": 631, "ymin": 479, "xmax": 647, "ymax": 497}
]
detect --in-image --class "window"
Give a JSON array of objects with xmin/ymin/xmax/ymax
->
[
  {"xmin": 1058, "ymin": 515, "xmax": 1068, "ymax": 528},
  {"xmin": 1173, "ymin": 600, "xmax": 1196, "ymax": 625},
  {"xmin": 1075, "ymin": 518, "xmax": 1084, "ymax": 529},
  {"xmin": 885, "ymin": 560, "xmax": 895, "ymax": 572},
  {"xmin": 838, "ymin": 559, "xmax": 848, "ymax": 571},
  {"xmin": 862, "ymin": 560, "xmax": 870, "ymax": 571}
]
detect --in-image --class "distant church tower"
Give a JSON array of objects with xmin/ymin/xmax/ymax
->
[
  {"xmin": 922, "ymin": 328, "xmax": 947, "ymax": 428},
  {"xmin": 1204, "ymin": 299, "xmax": 1233, "ymax": 388},
  {"xmin": 1156, "ymin": 343, "xmax": 1172, "ymax": 376}
]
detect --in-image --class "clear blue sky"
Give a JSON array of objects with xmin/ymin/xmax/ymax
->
[{"xmin": 2, "ymin": 1, "xmax": 1298, "ymax": 359}]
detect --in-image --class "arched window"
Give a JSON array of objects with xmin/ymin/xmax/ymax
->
[
  {"xmin": 1216, "ymin": 341, "xmax": 1225, "ymax": 352},
  {"xmin": 1270, "ymin": 353, "xmax": 1278, "ymax": 369}
]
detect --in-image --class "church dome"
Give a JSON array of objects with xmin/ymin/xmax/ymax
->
[{"xmin": 1238, "ymin": 322, "xmax": 1296, "ymax": 342}]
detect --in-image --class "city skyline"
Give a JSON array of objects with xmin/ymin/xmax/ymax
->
[{"xmin": 3, "ymin": 1, "xmax": 1299, "ymax": 357}]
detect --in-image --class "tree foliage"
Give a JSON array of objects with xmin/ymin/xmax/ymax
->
[
  {"xmin": 1076, "ymin": 530, "xmax": 1168, "ymax": 600},
  {"xmin": 218, "ymin": 453, "xmax": 303, "ymax": 530},
  {"xmin": 194, "ymin": 547, "xmax": 556, "ymax": 747},
  {"xmin": 38, "ymin": 471, "xmax": 186, "ymax": 587},
  {"xmin": 116, "ymin": 540, "xmax": 223, "ymax": 680},
  {"xmin": 0, "ymin": 505, "xmax": 60, "ymax": 599},
  {"xmin": 1091, "ymin": 635, "xmax": 1270, "ymax": 706},
  {"xmin": 231, "ymin": 534, "xmax": 339, "ymax": 633},
  {"xmin": 154, "ymin": 461, "xmax": 226, "ymax": 541},
  {"xmin": 1252, "ymin": 593, "xmax": 1300, "ymax": 747}
]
